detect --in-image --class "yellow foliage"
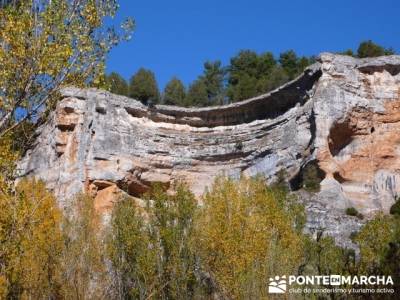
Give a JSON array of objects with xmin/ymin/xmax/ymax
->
[
  {"xmin": 61, "ymin": 193, "xmax": 109, "ymax": 299},
  {"xmin": 107, "ymin": 196, "xmax": 159, "ymax": 299},
  {"xmin": 0, "ymin": 134, "xmax": 18, "ymax": 191},
  {"xmin": 108, "ymin": 184, "xmax": 202, "ymax": 299},
  {"xmin": 0, "ymin": 178, "xmax": 110, "ymax": 299},
  {"xmin": 196, "ymin": 176, "xmax": 304, "ymax": 299},
  {"xmin": 0, "ymin": 179, "xmax": 64, "ymax": 299},
  {"xmin": 355, "ymin": 213, "xmax": 396, "ymax": 273},
  {"xmin": 0, "ymin": 0, "xmax": 134, "ymax": 137}
]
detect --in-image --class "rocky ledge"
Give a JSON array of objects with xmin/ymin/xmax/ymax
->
[{"xmin": 18, "ymin": 53, "xmax": 400, "ymax": 248}]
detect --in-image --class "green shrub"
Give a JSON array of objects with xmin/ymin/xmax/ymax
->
[
  {"xmin": 349, "ymin": 231, "xmax": 358, "ymax": 242},
  {"xmin": 345, "ymin": 207, "xmax": 364, "ymax": 219},
  {"xmin": 272, "ymin": 169, "xmax": 289, "ymax": 192},
  {"xmin": 346, "ymin": 207, "xmax": 358, "ymax": 216},
  {"xmin": 302, "ymin": 163, "xmax": 323, "ymax": 192},
  {"xmin": 390, "ymin": 197, "xmax": 400, "ymax": 215}
]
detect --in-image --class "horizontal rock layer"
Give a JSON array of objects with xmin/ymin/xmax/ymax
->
[
  {"xmin": 19, "ymin": 64, "xmax": 321, "ymax": 206},
  {"xmin": 18, "ymin": 53, "xmax": 400, "ymax": 246}
]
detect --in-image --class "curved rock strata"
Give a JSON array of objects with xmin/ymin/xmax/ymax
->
[{"xmin": 18, "ymin": 53, "xmax": 400, "ymax": 240}]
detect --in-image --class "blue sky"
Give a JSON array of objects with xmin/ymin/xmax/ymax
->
[{"xmin": 107, "ymin": 0, "xmax": 399, "ymax": 90}]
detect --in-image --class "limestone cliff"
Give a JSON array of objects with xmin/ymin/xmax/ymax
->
[
  {"xmin": 18, "ymin": 59, "xmax": 320, "ymax": 208},
  {"xmin": 18, "ymin": 53, "xmax": 400, "ymax": 247}
]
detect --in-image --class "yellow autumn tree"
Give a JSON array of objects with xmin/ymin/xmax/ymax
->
[
  {"xmin": 61, "ymin": 193, "xmax": 110, "ymax": 299},
  {"xmin": 0, "ymin": 134, "xmax": 18, "ymax": 192},
  {"xmin": 0, "ymin": 179, "xmax": 64, "ymax": 299},
  {"xmin": 108, "ymin": 184, "xmax": 206, "ymax": 299},
  {"xmin": 355, "ymin": 213, "xmax": 397, "ymax": 274},
  {"xmin": 0, "ymin": 0, "xmax": 134, "ymax": 138},
  {"xmin": 195, "ymin": 176, "xmax": 304, "ymax": 299},
  {"xmin": 0, "ymin": 4, "xmax": 133, "ymax": 294}
]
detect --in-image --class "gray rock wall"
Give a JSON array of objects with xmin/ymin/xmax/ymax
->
[
  {"xmin": 19, "ymin": 63, "xmax": 321, "ymax": 203},
  {"xmin": 18, "ymin": 53, "xmax": 400, "ymax": 247}
]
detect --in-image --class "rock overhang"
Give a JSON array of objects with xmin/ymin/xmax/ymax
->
[{"xmin": 18, "ymin": 53, "xmax": 400, "ymax": 228}]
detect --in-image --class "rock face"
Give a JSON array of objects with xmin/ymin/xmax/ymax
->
[
  {"xmin": 314, "ymin": 54, "xmax": 400, "ymax": 215},
  {"xmin": 18, "ymin": 62, "xmax": 320, "ymax": 209},
  {"xmin": 18, "ymin": 53, "xmax": 400, "ymax": 246}
]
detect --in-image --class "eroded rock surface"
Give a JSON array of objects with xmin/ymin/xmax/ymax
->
[
  {"xmin": 19, "ymin": 63, "xmax": 321, "ymax": 207},
  {"xmin": 314, "ymin": 54, "xmax": 400, "ymax": 215},
  {"xmin": 18, "ymin": 53, "xmax": 400, "ymax": 246}
]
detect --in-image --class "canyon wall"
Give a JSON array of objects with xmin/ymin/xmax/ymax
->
[
  {"xmin": 18, "ymin": 60, "xmax": 321, "ymax": 209},
  {"xmin": 18, "ymin": 53, "xmax": 400, "ymax": 247}
]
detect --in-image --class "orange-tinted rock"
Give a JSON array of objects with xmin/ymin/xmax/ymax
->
[{"xmin": 18, "ymin": 53, "xmax": 400, "ymax": 219}]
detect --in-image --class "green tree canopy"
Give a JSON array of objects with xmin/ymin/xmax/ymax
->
[
  {"xmin": 226, "ymin": 49, "xmax": 306, "ymax": 102},
  {"xmin": 357, "ymin": 40, "xmax": 395, "ymax": 58},
  {"xmin": 181, "ymin": 61, "xmax": 226, "ymax": 107},
  {"xmin": 185, "ymin": 79, "xmax": 209, "ymax": 107},
  {"xmin": 229, "ymin": 50, "xmax": 260, "ymax": 80},
  {"xmin": 227, "ymin": 50, "xmax": 261, "ymax": 102},
  {"xmin": 227, "ymin": 73, "xmax": 258, "ymax": 102},
  {"xmin": 339, "ymin": 49, "xmax": 355, "ymax": 56},
  {"xmin": 106, "ymin": 72, "xmax": 129, "ymax": 96},
  {"xmin": 163, "ymin": 77, "xmax": 186, "ymax": 106},
  {"xmin": 201, "ymin": 60, "xmax": 226, "ymax": 105},
  {"xmin": 129, "ymin": 68, "xmax": 160, "ymax": 105},
  {"xmin": 257, "ymin": 65, "xmax": 289, "ymax": 93},
  {"xmin": 257, "ymin": 51, "xmax": 277, "ymax": 73},
  {"xmin": 279, "ymin": 50, "xmax": 300, "ymax": 79}
]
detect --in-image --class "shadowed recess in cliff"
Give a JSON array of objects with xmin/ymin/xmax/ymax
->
[
  {"xmin": 124, "ymin": 66, "xmax": 322, "ymax": 127},
  {"xmin": 328, "ymin": 119, "xmax": 355, "ymax": 157},
  {"xmin": 358, "ymin": 64, "xmax": 400, "ymax": 75},
  {"xmin": 289, "ymin": 160, "xmax": 326, "ymax": 191}
]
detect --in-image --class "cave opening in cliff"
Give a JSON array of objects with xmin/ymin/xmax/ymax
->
[
  {"xmin": 328, "ymin": 119, "xmax": 355, "ymax": 157},
  {"xmin": 290, "ymin": 160, "xmax": 326, "ymax": 192}
]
